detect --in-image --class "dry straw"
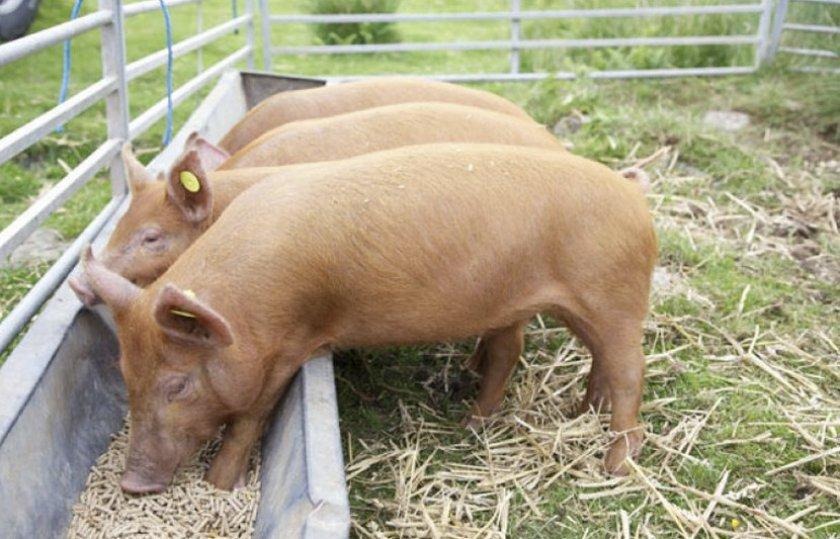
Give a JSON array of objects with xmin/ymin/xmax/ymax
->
[{"xmin": 68, "ymin": 422, "xmax": 261, "ymax": 539}]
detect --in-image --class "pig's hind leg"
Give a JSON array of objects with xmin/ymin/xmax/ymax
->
[
  {"xmin": 554, "ymin": 306, "xmax": 646, "ymax": 476},
  {"xmin": 563, "ymin": 316, "xmax": 611, "ymax": 415},
  {"xmin": 462, "ymin": 321, "xmax": 527, "ymax": 428}
]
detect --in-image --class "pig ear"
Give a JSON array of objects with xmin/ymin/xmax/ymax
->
[
  {"xmin": 167, "ymin": 150, "xmax": 214, "ymax": 224},
  {"xmin": 81, "ymin": 246, "xmax": 140, "ymax": 314},
  {"xmin": 122, "ymin": 143, "xmax": 154, "ymax": 194},
  {"xmin": 185, "ymin": 132, "xmax": 229, "ymax": 171},
  {"xmin": 154, "ymin": 284, "xmax": 233, "ymax": 348}
]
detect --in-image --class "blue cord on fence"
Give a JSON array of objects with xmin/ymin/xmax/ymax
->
[
  {"xmin": 57, "ymin": 0, "xmax": 176, "ymax": 147},
  {"xmin": 232, "ymin": 0, "xmax": 239, "ymax": 34},
  {"xmin": 56, "ymin": 0, "xmax": 85, "ymax": 133},
  {"xmin": 159, "ymin": 0, "xmax": 174, "ymax": 146}
]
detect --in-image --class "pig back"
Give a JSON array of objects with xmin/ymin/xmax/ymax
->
[
  {"xmin": 218, "ymin": 78, "xmax": 534, "ymax": 153},
  {"xmin": 221, "ymin": 102, "xmax": 563, "ymax": 170},
  {"xmin": 169, "ymin": 144, "xmax": 655, "ymax": 345}
]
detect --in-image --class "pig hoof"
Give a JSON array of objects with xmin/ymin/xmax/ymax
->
[{"xmin": 604, "ymin": 432, "xmax": 643, "ymax": 476}]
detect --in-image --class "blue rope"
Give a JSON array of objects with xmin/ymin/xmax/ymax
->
[
  {"xmin": 231, "ymin": 0, "xmax": 238, "ymax": 34},
  {"xmin": 57, "ymin": 0, "xmax": 176, "ymax": 147},
  {"xmin": 159, "ymin": 0, "xmax": 174, "ymax": 146},
  {"xmin": 56, "ymin": 0, "xmax": 86, "ymax": 133}
]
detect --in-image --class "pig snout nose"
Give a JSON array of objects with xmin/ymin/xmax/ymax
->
[{"xmin": 120, "ymin": 471, "xmax": 167, "ymax": 495}]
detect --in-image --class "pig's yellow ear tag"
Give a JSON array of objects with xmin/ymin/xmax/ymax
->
[
  {"xmin": 170, "ymin": 289, "xmax": 197, "ymax": 318},
  {"xmin": 179, "ymin": 171, "xmax": 201, "ymax": 193}
]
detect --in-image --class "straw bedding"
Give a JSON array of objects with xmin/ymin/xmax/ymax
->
[{"xmin": 68, "ymin": 422, "xmax": 261, "ymax": 538}]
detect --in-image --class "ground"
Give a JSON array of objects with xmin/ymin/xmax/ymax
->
[{"xmin": 0, "ymin": 1, "xmax": 838, "ymax": 537}]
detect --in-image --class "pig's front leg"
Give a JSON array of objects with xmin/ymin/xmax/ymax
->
[{"xmin": 205, "ymin": 414, "xmax": 264, "ymax": 490}]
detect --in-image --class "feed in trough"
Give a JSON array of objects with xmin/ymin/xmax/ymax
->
[{"xmin": 68, "ymin": 421, "xmax": 261, "ymax": 538}]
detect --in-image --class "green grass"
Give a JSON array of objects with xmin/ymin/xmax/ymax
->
[{"xmin": 1, "ymin": 1, "xmax": 839, "ymax": 536}]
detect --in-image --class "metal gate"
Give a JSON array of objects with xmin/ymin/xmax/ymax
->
[
  {"xmin": 258, "ymin": 0, "xmax": 837, "ymax": 82},
  {"xmin": 0, "ymin": 0, "xmax": 256, "ymax": 353},
  {"xmin": 768, "ymin": 0, "xmax": 839, "ymax": 73}
]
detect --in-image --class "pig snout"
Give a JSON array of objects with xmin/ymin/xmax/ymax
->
[
  {"xmin": 120, "ymin": 470, "xmax": 168, "ymax": 494},
  {"xmin": 119, "ymin": 434, "xmax": 182, "ymax": 495},
  {"xmin": 68, "ymin": 275, "xmax": 100, "ymax": 307}
]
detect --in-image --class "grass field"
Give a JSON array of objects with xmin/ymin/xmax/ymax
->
[{"xmin": 1, "ymin": 1, "xmax": 838, "ymax": 537}]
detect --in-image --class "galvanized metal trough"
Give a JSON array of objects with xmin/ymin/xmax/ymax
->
[{"xmin": 0, "ymin": 71, "xmax": 350, "ymax": 539}]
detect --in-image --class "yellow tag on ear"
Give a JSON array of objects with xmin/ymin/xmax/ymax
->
[
  {"xmin": 179, "ymin": 171, "xmax": 200, "ymax": 193},
  {"xmin": 171, "ymin": 289, "xmax": 197, "ymax": 318}
]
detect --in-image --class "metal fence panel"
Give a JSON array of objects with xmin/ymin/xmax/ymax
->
[
  {"xmin": 262, "ymin": 1, "xmax": 780, "ymax": 81},
  {"xmin": 768, "ymin": 0, "xmax": 840, "ymax": 72},
  {"xmin": 0, "ymin": 0, "xmax": 254, "ymax": 354}
]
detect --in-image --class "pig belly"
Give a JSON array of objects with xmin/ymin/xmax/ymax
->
[{"xmin": 330, "ymin": 280, "xmax": 568, "ymax": 348}]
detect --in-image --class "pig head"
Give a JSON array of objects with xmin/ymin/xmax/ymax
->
[
  {"xmin": 81, "ymin": 247, "xmax": 268, "ymax": 493},
  {"xmin": 70, "ymin": 138, "xmax": 225, "ymax": 305}
]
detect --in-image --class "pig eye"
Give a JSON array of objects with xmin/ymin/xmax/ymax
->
[
  {"xmin": 164, "ymin": 376, "xmax": 192, "ymax": 402},
  {"xmin": 143, "ymin": 231, "xmax": 161, "ymax": 244},
  {"xmin": 141, "ymin": 229, "xmax": 165, "ymax": 251}
]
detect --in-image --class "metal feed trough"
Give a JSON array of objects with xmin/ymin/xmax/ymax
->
[
  {"xmin": 0, "ymin": 69, "xmax": 350, "ymax": 538},
  {"xmin": 0, "ymin": 1, "xmax": 348, "ymax": 537}
]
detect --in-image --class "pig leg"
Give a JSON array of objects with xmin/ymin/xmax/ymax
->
[
  {"xmin": 205, "ymin": 414, "xmax": 264, "ymax": 490},
  {"xmin": 597, "ymin": 325, "xmax": 645, "ymax": 476},
  {"xmin": 558, "ymin": 309, "xmax": 645, "ymax": 474},
  {"xmin": 579, "ymin": 359, "xmax": 611, "ymax": 414},
  {"xmin": 565, "ymin": 320, "xmax": 611, "ymax": 415},
  {"xmin": 462, "ymin": 321, "xmax": 526, "ymax": 427}
]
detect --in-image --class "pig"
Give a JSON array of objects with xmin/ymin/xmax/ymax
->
[
  {"xmin": 70, "ymin": 103, "xmax": 565, "ymax": 298},
  {"xmin": 80, "ymin": 143, "xmax": 657, "ymax": 493},
  {"xmin": 219, "ymin": 102, "xmax": 562, "ymax": 169},
  {"xmin": 218, "ymin": 77, "xmax": 536, "ymax": 153}
]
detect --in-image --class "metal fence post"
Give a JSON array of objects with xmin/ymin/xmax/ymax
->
[
  {"xmin": 98, "ymin": 0, "xmax": 129, "ymax": 197},
  {"xmin": 754, "ymin": 0, "xmax": 774, "ymax": 67},
  {"xmin": 765, "ymin": 0, "xmax": 789, "ymax": 63},
  {"xmin": 259, "ymin": 0, "xmax": 272, "ymax": 71},
  {"xmin": 245, "ymin": 0, "xmax": 256, "ymax": 69},
  {"xmin": 510, "ymin": 0, "xmax": 521, "ymax": 74}
]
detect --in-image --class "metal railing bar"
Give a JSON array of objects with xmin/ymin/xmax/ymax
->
[
  {"xmin": 269, "ymin": 4, "xmax": 764, "ymax": 25},
  {"xmin": 123, "ymin": 0, "xmax": 201, "ymax": 17},
  {"xmin": 588, "ymin": 66, "xmax": 757, "ymax": 79},
  {"xmin": 128, "ymin": 46, "xmax": 251, "ymax": 138},
  {"xmin": 324, "ymin": 66, "xmax": 757, "ymax": 83},
  {"xmin": 791, "ymin": 0, "xmax": 840, "ymax": 5},
  {"xmin": 0, "ymin": 77, "xmax": 116, "ymax": 167},
  {"xmin": 791, "ymin": 65, "xmax": 840, "ymax": 74},
  {"xmin": 0, "ymin": 139, "xmax": 121, "ymax": 263},
  {"xmin": 0, "ymin": 195, "xmax": 124, "ymax": 354},
  {"xmin": 0, "ymin": 10, "xmax": 112, "ymax": 68},
  {"xmin": 125, "ymin": 14, "xmax": 252, "ymax": 81},
  {"xmin": 273, "ymin": 35, "xmax": 759, "ymax": 55},
  {"xmin": 779, "ymin": 46, "xmax": 839, "ymax": 58},
  {"xmin": 783, "ymin": 23, "xmax": 840, "ymax": 34}
]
